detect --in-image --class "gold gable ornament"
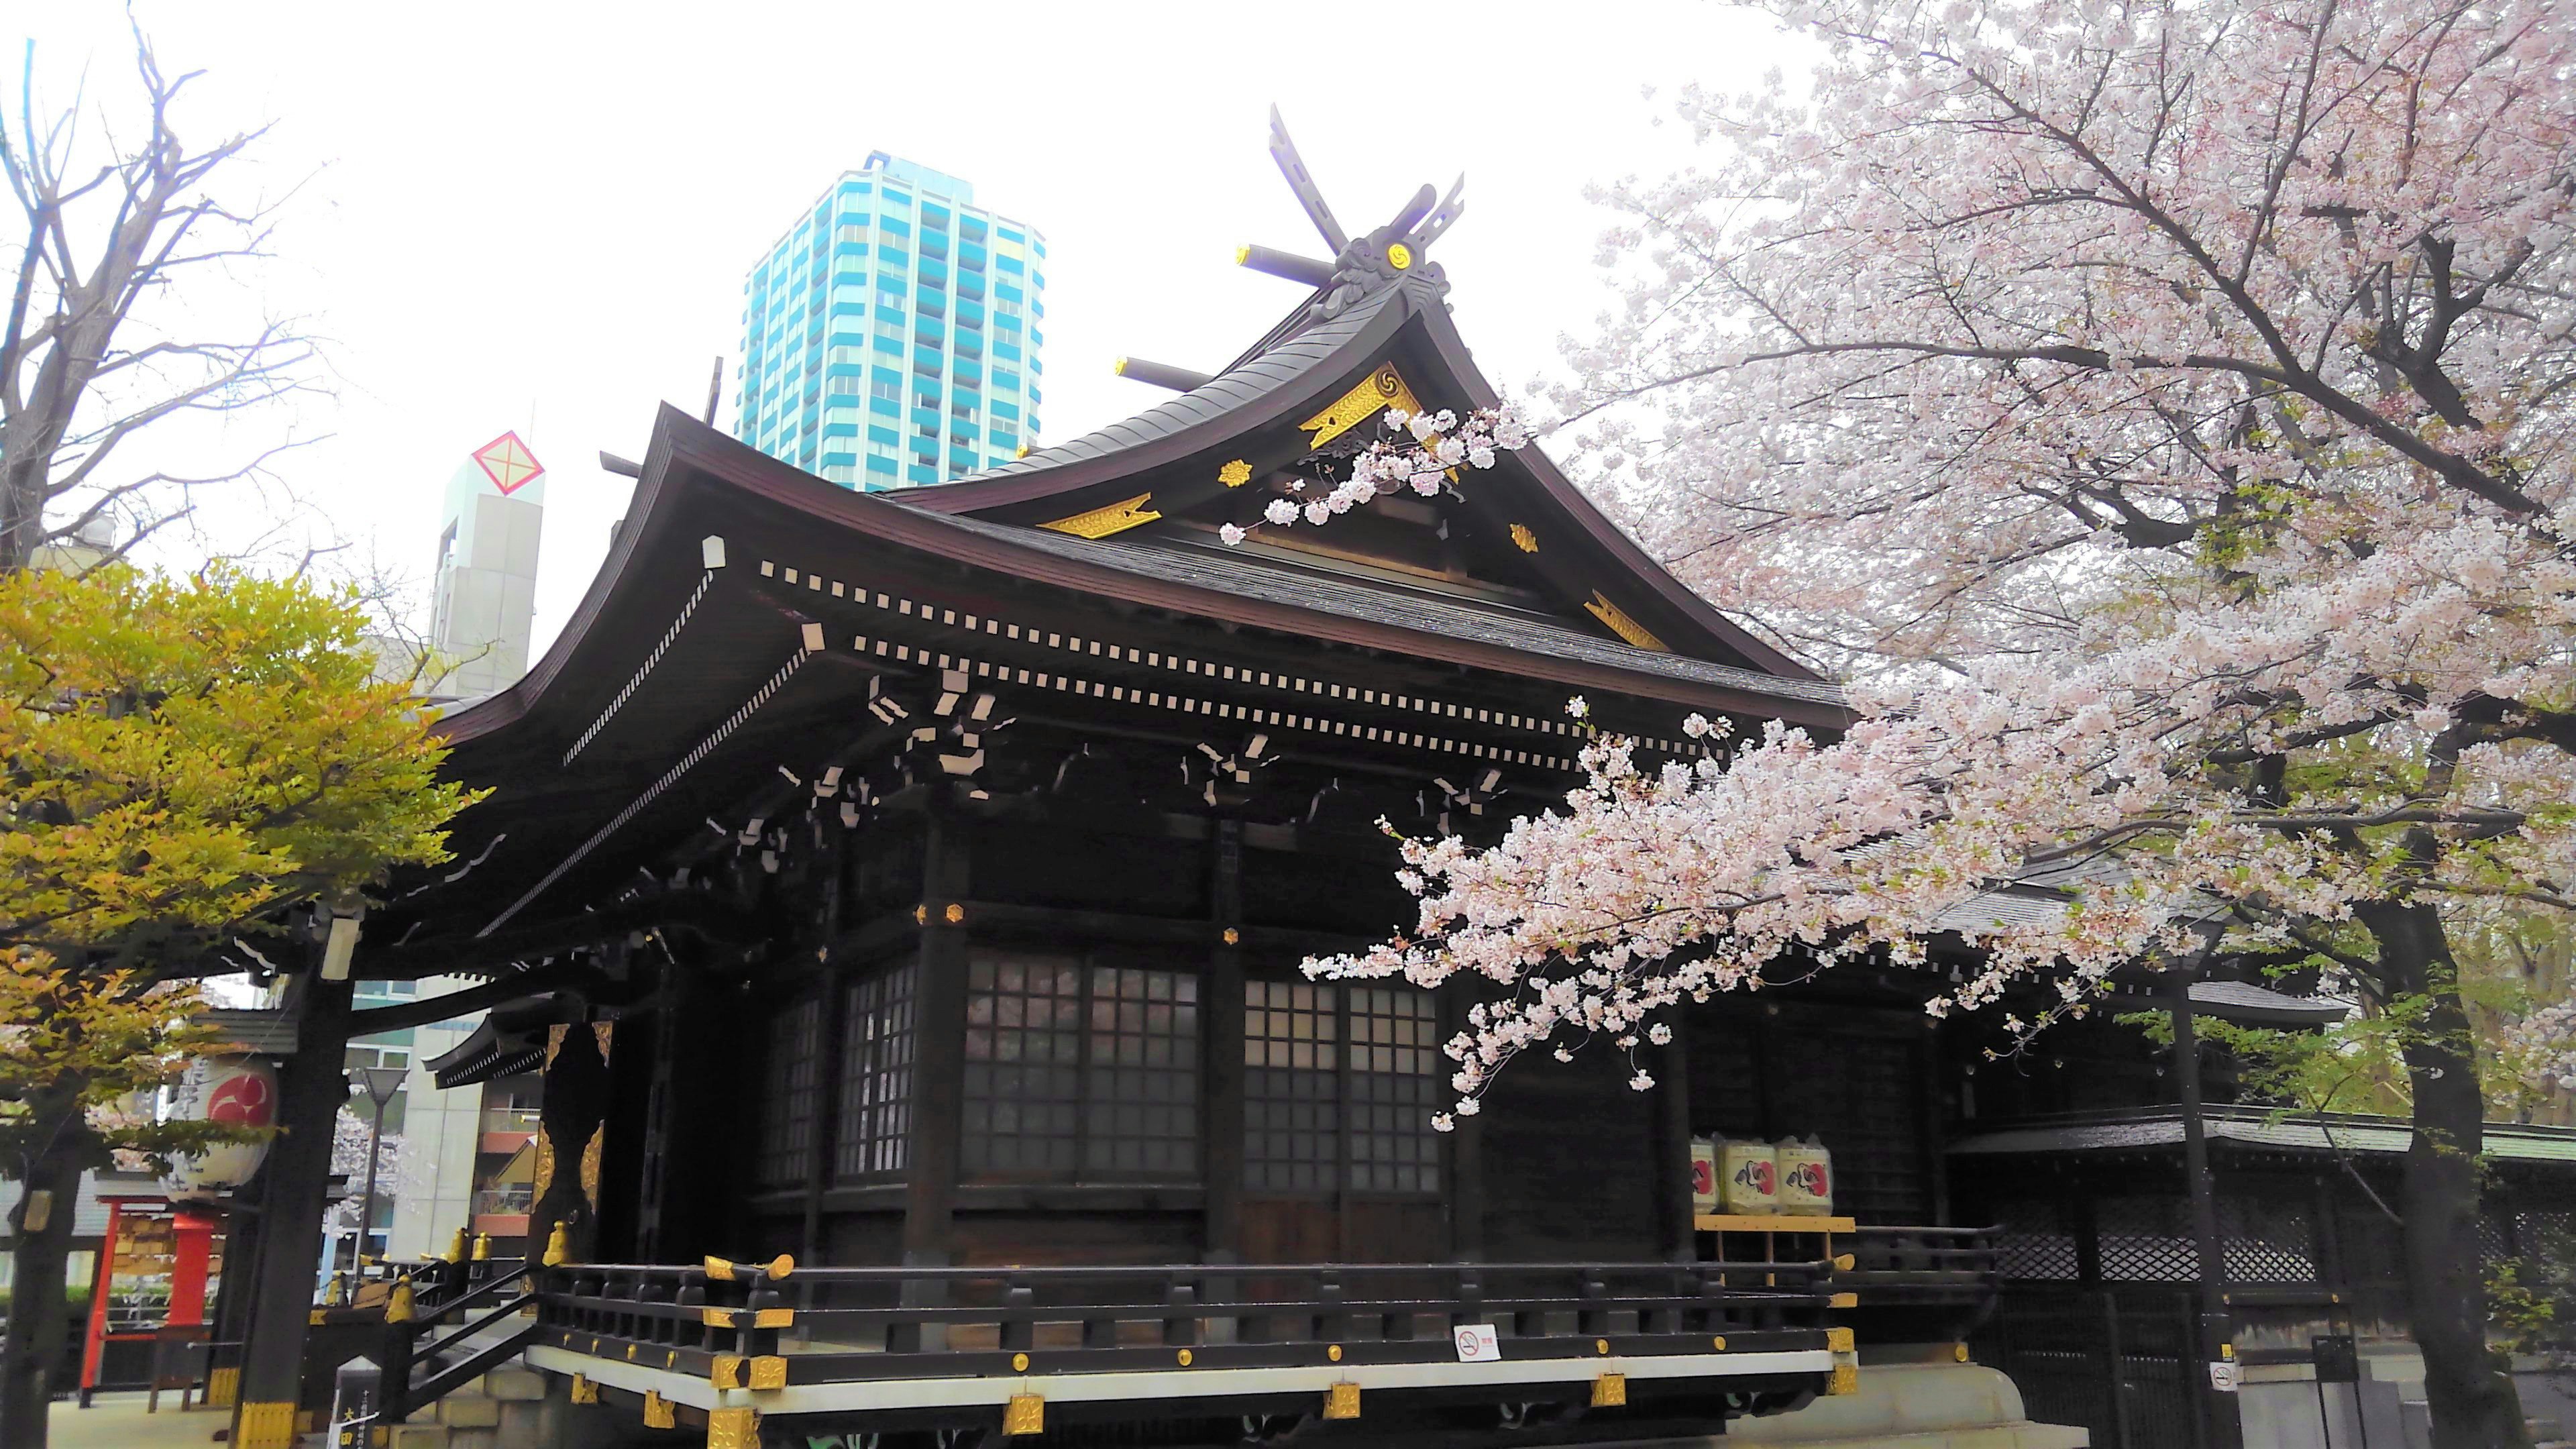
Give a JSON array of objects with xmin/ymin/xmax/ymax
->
[
  {"xmin": 1300, "ymin": 364, "xmax": 1428, "ymax": 449},
  {"xmin": 1038, "ymin": 492, "xmax": 1163, "ymax": 539},
  {"xmin": 1218, "ymin": 459, "xmax": 1254, "ymax": 488},
  {"xmin": 1585, "ymin": 592, "xmax": 1669, "ymax": 653}
]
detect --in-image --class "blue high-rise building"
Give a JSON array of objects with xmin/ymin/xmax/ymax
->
[{"xmin": 734, "ymin": 154, "xmax": 1046, "ymax": 489}]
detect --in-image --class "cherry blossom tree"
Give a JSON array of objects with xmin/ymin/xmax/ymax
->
[{"xmin": 1296, "ymin": 4, "xmax": 2576, "ymax": 1445}]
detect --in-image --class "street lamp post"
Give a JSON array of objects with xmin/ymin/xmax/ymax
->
[{"xmin": 352, "ymin": 1066, "xmax": 408, "ymax": 1272}]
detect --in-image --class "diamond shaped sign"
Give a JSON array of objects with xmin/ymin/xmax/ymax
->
[{"xmin": 472, "ymin": 431, "xmax": 545, "ymax": 495}]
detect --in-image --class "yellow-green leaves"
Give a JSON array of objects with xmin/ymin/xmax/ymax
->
[{"xmin": 0, "ymin": 565, "xmax": 482, "ymax": 965}]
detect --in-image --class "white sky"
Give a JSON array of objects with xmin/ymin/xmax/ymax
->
[{"xmin": 22, "ymin": 1, "xmax": 1799, "ymax": 655}]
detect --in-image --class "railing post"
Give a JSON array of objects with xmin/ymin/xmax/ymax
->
[
  {"xmin": 1163, "ymin": 1281, "xmax": 1199, "ymax": 1348},
  {"xmin": 1643, "ymin": 1270, "xmax": 1683, "ymax": 1336},
  {"xmin": 380, "ymin": 1321, "xmax": 416, "ymax": 1426},
  {"xmin": 1003, "ymin": 1277, "xmax": 1038, "ymax": 1353},
  {"xmin": 1576, "ymin": 1274, "xmax": 1610, "ymax": 1338},
  {"xmin": 885, "ymin": 1266, "xmax": 922, "ymax": 1354},
  {"xmin": 1511, "ymin": 1271, "xmax": 1548, "ymax": 1340},
  {"xmin": 636, "ymin": 1274, "xmax": 669, "ymax": 1345},
  {"xmin": 1452, "ymin": 1268, "xmax": 1485, "ymax": 1331},
  {"xmin": 745, "ymin": 1279, "xmax": 784, "ymax": 1358},
  {"xmin": 1316, "ymin": 1273, "xmax": 1348, "ymax": 1345}
]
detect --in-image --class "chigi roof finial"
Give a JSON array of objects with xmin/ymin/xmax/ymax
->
[
  {"xmin": 1249, "ymin": 105, "xmax": 1464, "ymax": 325},
  {"xmin": 1119, "ymin": 109, "xmax": 1469, "ymax": 392}
]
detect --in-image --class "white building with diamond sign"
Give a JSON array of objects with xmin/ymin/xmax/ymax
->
[{"xmin": 428, "ymin": 430, "xmax": 547, "ymax": 702}]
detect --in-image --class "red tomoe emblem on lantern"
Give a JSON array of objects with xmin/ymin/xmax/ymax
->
[{"xmin": 205, "ymin": 1071, "xmax": 274, "ymax": 1126}]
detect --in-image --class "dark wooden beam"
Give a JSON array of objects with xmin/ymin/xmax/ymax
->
[
  {"xmin": 344, "ymin": 959, "xmax": 612, "ymax": 1036},
  {"xmin": 902, "ymin": 807, "xmax": 972, "ymax": 1271},
  {"xmin": 232, "ymin": 971, "xmax": 353, "ymax": 1446},
  {"xmin": 1653, "ymin": 1016, "xmax": 1697, "ymax": 1263},
  {"xmin": 360, "ymin": 893, "xmax": 765, "ymax": 980},
  {"xmin": 1441, "ymin": 985, "xmax": 1485, "ymax": 1262},
  {"xmin": 1203, "ymin": 820, "xmax": 1246, "ymax": 1265},
  {"xmin": 804, "ymin": 961, "xmax": 850, "ymax": 1275}
]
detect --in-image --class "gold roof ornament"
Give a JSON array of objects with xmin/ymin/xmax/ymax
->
[
  {"xmin": 1218, "ymin": 459, "xmax": 1254, "ymax": 488},
  {"xmin": 1585, "ymin": 592, "xmax": 1669, "ymax": 652},
  {"xmin": 1038, "ymin": 492, "xmax": 1163, "ymax": 539},
  {"xmin": 1300, "ymin": 364, "xmax": 1427, "ymax": 450},
  {"xmin": 1509, "ymin": 523, "xmax": 1538, "ymax": 553}
]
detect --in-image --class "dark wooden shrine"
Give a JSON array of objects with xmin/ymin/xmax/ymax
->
[
  {"xmin": 307, "ymin": 136, "xmax": 2022, "ymax": 1446},
  {"xmin": 258, "ymin": 125, "xmax": 2576, "ymax": 1449}
]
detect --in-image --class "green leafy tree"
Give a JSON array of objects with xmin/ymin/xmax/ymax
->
[{"xmin": 0, "ymin": 564, "xmax": 477, "ymax": 1448}]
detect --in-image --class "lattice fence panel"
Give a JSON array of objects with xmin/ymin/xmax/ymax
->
[
  {"xmin": 1991, "ymin": 1199, "xmax": 2082, "ymax": 1281},
  {"xmin": 2096, "ymin": 1196, "xmax": 2200, "ymax": 1283},
  {"xmin": 2218, "ymin": 1195, "xmax": 2318, "ymax": 1283}
]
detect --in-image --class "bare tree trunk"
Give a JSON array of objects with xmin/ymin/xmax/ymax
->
[
  {"xmin": 1, "ymin": 1101, "xmax": 91, "ymax": 1449},
  {"xmin": 2361, "ymin": 898, "xmax": 2530, "ymax": 1449}
]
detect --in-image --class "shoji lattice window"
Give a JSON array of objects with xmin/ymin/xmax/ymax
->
[
  {"xmin": 963, "ymin": 954, "xmax": 1085, "ymax": 1175},
  {"xmin": 1245, "ymin": 981, "xmax": 1440, "ymax": 1195},
  {"xmin": 1246, "ymin": 981, "xmax": 1340, "ymax": 1192},
  {"xmin": 962, "ymin": 951, "xmax": 1200, "ymax": 1181},
  {"xmin": 835, "ymin": 963, "xmax": 917, "ymax": 1181},
  {"xmin": 1083, "ymin": 967, "xmax": 1199, "ymax": 1176},
  {"xmin": 755, "ymin": 996, "xmax": 824, "ymax": 1188},
  {"xmin": 1348, "ymin": 987, "xmax": 1440, "ymax": 1192}
]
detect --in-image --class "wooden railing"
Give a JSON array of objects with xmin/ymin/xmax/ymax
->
[
  {"xmin": 1843, "ymin": 1224, "xmax": 2002, "ymax": 1297},
  {"xmin": 535, "ymin": 1257, "xmax": 1847, "ymax": 1383}
]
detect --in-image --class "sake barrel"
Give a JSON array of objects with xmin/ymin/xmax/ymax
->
[
  {"xmin": 1718, "ymin": 1138, "xmax": 1778, "ymax": 1214},
  {"xmin": 1690, "ymin": 1136, "xmax": 1719, "ymax": 1214},
  {"xmin": 1776, "ymin": 1135, "xmax": 1835, "ymax": 1215}
]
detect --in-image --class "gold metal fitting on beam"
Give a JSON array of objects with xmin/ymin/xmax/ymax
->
[
  {"xmin": 643, "ymin": 1389, "xmax": 676, "ymax": 1430},
  {"xmin": 708, "ymin": 1405, "xmax": 761, "ymax": 1449},
  {"xmin": 570, "ymin": 1373, "xmax": 599, "ymax": 1405},
  {"xmin": 1591, "ymin": 1373, "xmax": 1627, "ymax": 1408},
  {"xmin": 711, "ymin": 1352, "xmax": 744, "ymax": 1389},
  {"xmin": 749, "ymin": 1356, "xmax": 788, "ymax": 1391},
  {"xmin": 1324, "ymin": 1383, "xmax": 1362, "ymax": 1420},
  {"xmin": 1004, "ymin": 1393, "xmax": 1046, "ymax": 1436},
  {"xmin": 235, "ymin": 1402, "xmax": 298, "ymax": 1449}
]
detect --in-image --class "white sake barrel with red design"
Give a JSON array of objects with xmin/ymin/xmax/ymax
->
[
  {"xmin": 1776, "ymin": 1135, "xmax": 1835, "ymax": 1215},
  {"xmin": 1718, "ymin": 1138, "xmax": 1778, "ymax": 1214}
]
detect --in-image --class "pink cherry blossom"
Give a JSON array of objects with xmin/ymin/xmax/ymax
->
[{"xmin": 1299, "ymin": 9, "xmax": 2573, "ymax": 1433}]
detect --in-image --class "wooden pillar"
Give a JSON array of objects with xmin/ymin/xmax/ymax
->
[
  {"xmin": 1203, "ymin": 820, "xmax": 1246, "ymax": 1265},
  {"xmin": 232, "ymin": 971, "xmax": 354, "ymax": 1449},
  {"xmin": 902, "ymin": 806, "xmax": 972, "ymax": 1269},
  {"xmin": 2169, "ymin": 967, "xmax": 2246, "ymax": 1449},
  {"xmin": 1440, "ymin": 985, "xmax": 1486, "ymax": 1262},
  {"xmin": 205, "ymin": 1197, "xmax": 261, "ymax": 1408},
  {"xmin": 802, "ymin": 816, "xmax": 851, "ymax": 1273},
  {"xmin": 804, "ymin": 967, "xmax": 850, "ymax": 1273},
  {"xmin": 529, "ymin": 1017, "xmax": 614, "ymax": 1264},
  {"xmin": 1653, "ymin": 1013, "xmax": 1697, "ymax": 1263},
  {"xmin": 633, "ymin": 952, "xmax": 690, "ymax": 1265},
  {"xmin": 167, "ymin": 1210, "xmax": 216, "ymax": 1328},
  {"xmin": 1921, "ymin": 1021, "xmax": 1953, "ymax": 1225}
]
